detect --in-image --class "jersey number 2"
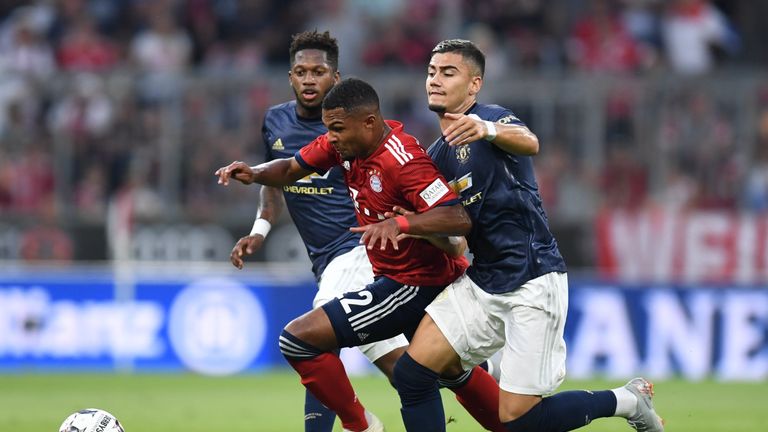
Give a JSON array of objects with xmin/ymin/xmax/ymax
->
[{"xmin": 340, "ymin": 290, "xmax": 373, "ymax": 314}]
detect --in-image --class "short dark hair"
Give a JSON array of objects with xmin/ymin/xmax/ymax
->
[
  {"xmin": 431, "ymin": 39, "xmax": 485, "ymax": 77},
  {"xmin": 322, "ymin": 78, "xmax": 379, "ymax": 113},
  {"xmin": 289, "ymin": 30, "xmax": 339, "ymax": 70}
]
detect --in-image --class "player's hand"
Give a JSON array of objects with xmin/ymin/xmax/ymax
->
[
  {"xmin": 384, "ymin": 206, "xmax": 424, "ymax": 242},
  {"xmin": 230, "ymin": 235, "xmax": 265, "ymax": 269},
  {"xmin": 442, "ymin": 112, "xmax": 488, "ymax": 146},
  {"xmin": 383, "ymin": 205, "xmax": 415, "ymax": 219},
  {"xmin": 215, "ymin": 161, "xmax": 256, "ymax": 185},
  {"xmin": 350, "ymin": 218, "xmax": 402, "ymax": 251}
]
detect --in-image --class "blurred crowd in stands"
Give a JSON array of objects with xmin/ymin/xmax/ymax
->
[{"xmin": 1, "ymin": 0, "xmax": 768, "ymax": 262}]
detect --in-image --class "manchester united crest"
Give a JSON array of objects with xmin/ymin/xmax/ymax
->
[{"xmin": 455, "ymin": 144, "xmax": 471, "ymax": 164}]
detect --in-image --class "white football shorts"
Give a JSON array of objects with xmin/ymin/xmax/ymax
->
[
  {"xmin": 315, "ymin": 245, "xmax": 408, "ymax": 362},
  {"xmin": 426, "ymin": 271, "xmax": 568, "ymax": 395}
]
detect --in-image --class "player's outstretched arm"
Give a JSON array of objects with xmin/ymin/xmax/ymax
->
[
  {"xmin": 487, "ymin": 121, "xmax": 539, "ymax": 155},
  {"xmin": 442, "ymin": 112, "xmax": 539, "ymax": 155},
  {"xmin": 384, "ymin": 206, "xmax": 467, "ymax": 257},
  {"xmin": 230, "ymin": 186, "xmax": 285, "ymax": 269},
  {"xmin": 215, "ymin": 157, "xmax": 313, "ymax": 187},
  {"xmin": 352, "ymin": 204, "xmax": 471, "ymax": 251}
]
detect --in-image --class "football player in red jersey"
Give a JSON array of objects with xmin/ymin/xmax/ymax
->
[{"xmin": 216, "ymin": 77, "xmax": 504, "ymax": 432}]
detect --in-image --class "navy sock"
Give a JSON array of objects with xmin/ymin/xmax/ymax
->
[
  {"xmin": 304, "ymin": 389, "xmax": 336, "ymax": 432},
  {"xmin": 393, "ymin": 352, "xmax": 445, "ymax": 432},
  {"xmin": 504, "ymin": 390, "xmax": 617, "ymax": 432}
]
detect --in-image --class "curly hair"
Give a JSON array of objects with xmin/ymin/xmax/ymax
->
[{"xmin": 289, "ymin": 30, "xmax": 339, "ymax": 70}]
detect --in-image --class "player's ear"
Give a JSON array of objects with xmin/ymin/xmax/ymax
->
[
  {"xmin": 363, "ymin": 113, "xmax": 376, "ymax": 130},
  {"xmin": 468, "ymin": 75, "xmax": 482, "ymax": 96},
  {"xmin": 333, "ymin": 71, "xmax": 341, "ymax": 84}
]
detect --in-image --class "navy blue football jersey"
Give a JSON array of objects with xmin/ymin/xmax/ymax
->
[
  {"xmin": 428, "ymin": 103, "xmax": 567, "ymax": 293},
  {"xmin": 262, "ymin": 101, "xmax": 360, "ymax": 279}
]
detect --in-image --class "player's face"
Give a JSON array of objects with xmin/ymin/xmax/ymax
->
[
  {"xmin": 322, "ymin": 107, "xmax": 371, "ymax": 160},
  {"xmin": 289, "ymin": 49, "xmax": 340, "ymax": 115},
  {"xmin": 426, "ymin": 52, "xmax": 482, "ymax": 114}
]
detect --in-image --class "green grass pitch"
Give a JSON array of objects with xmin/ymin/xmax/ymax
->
[{"xmin": 1, "ymin": 371, "xmax": 766, "ymax": 431}]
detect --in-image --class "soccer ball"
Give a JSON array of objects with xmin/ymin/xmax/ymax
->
[{"xmin": 59, "ymin": 409, "xmax": 125, "ymax": 432}]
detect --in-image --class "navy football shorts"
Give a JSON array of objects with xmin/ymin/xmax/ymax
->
[{"xmin": 321, "ymin": 276, "xmax": 445, "ymax": 347}]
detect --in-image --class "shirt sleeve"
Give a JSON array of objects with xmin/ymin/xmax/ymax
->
[
  {"xmin": 493, "ymin": 108, "xmax": 526, "ymax": 127},
  {"xmin": 261, "ymin": 117, "xmax": 273, "ymax": 162},
  {"xmin": 295, "ymin": 134, "xmax": 338, "ymax": 175},
  {"xmin": 397, "ymin": 155, "xmax": 459, "ymax": 213}
]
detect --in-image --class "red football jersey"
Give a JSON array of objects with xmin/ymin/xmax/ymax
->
[{"xmin": 297, "ymin": 120, "xmax": 468, "ymax": 286}]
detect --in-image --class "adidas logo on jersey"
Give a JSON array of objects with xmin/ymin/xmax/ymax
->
[
  {"xmin": 272, "ymin": 138, "xmax": 284, "ymax": 150},
  {"xmin": 357, "ymin": 332, "xmax": 370, "ymax": 341}
]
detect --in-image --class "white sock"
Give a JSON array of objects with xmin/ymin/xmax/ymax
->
[{"xmin": 611, "ymin": 387, "xmax": 638, "ymax": 418}]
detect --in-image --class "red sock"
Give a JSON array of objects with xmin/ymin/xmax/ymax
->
[
  {"xmin": 286, "ymin": 353, "xmax": 368, "ymax": 431},
  {"xmin": 452, "ymin": 366, "xmax": 505, "ymax": 432}
]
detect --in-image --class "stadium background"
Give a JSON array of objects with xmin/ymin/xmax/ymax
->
[{"xmin": 1, "ymin": 0, "xmax": 767, "ymax": 430}]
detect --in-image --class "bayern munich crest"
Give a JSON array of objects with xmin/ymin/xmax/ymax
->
[{"xmin": 370, "ymin": 172, "xmax": 383, "ymax": 192}]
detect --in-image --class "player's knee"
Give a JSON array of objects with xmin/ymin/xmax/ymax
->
[
  {"xmin": 283, "ymin": 315, "xmax": 308, "ymax": 337},
  {"xmin": 278, "ymin": 329, "xmax": 323, "ymax": 360},
  {"xmin": 282, "ymin": 308, "xmax": 338, "ymax": 351},
  {"xmin": 393, "ymin": 352, "xmax": 441, "ymax": 405},
  {"xmin": 372, "ymin": 346, "xmax": 406, "ymax": 384}
]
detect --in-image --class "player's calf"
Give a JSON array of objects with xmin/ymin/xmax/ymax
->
[
  {"xmin": 305, "ymin": 390, "xmax": 336, "ymax": 432},
  {"xmin": 442, "ymin": 367, "xmax": 505, "ymax": 432},
  {"xmin": 501, "ymin": 390, "xmax": 616, "ymax": 431},
  {"xmin": 280, "ymin": 329, "xmax": 371, "ymax": 431}
]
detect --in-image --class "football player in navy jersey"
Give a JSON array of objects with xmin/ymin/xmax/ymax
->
[
  {"xmin": 226, "ymin": 31, "xmax": 409, "ymax": 432},
  {"xmin": 391, "ymin": 39, "xmax": 665, "ymax": 432},
  {"xmin": 217, "ymin": 78, "xmax": 506, "ymax": 432}
]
